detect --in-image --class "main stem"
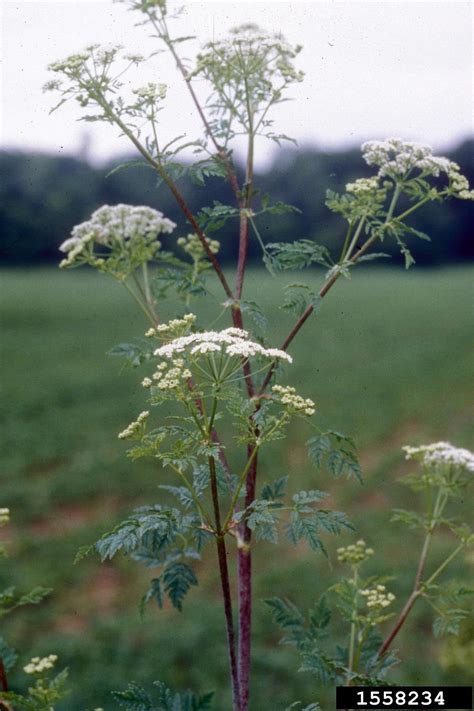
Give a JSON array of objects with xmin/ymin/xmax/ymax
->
[
  {"xmin": 209, "ymin": 456, "xmax": 241, "ymax": 711},
  {"xmin": 0, "ymin": 658, "xmax": 8, "ymax": 692},
  {"xmin": 233, "ymin": 82, "xmax": 258, "ymax": 710},
  {"xmin": 237, "ymin": 448, "xmax": 257, "ymax": 711}
]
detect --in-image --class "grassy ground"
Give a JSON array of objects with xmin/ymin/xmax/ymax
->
[{"xmin": 1, "ymin": 266, "xmax": 473, "ymax": 709}]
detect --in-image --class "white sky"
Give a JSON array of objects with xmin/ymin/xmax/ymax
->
[{"xmin": 1, "ymin": 0, "xmax": 473, "ymax": 167}]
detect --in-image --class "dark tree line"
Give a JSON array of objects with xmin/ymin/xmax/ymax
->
[{"xmin": 1, "ymin": 139, "xmax": 472, "ymax": 266}]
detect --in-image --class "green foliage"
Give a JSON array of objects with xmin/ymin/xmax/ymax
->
[
  {"xmin": 235, "ymin": 499, "xmax": 282, "ymax": 543},
  {"xmin": 196, "ymin": 203, "xmax": 239, "ymax": 233},
  {"xmin": 263, "ymin": 240, "xmax": 332, "ymax": 273},
  {"xmin": 0, "ymin": 636, "xmax": 18, "ymax": 672},
  {"xmin": 390, "ymin": 508, "xmax": 426, "ymax": 530},
  {"xmin": 286, "ymin": 492, "xmax": 352, "ymax": 554},
  {"xmin": 235, "ymin": 486, "xmax": 352, "ymax": 551},
  {"xmin": 260, "ymin": 475, "xmax": 288, "ymax": 501},
  {"xmin": 108, "ymin": 341, "xmax": 155, "ymax": 368},
  {"xmin": 3, "ymin": 669, "xmax": 69, "ymax": 711},
  {"xmin": 238, "ymin": 300, "xmax": 268, "ymax": 333},
  {"xmin": 307, "ymin": 432, "xmax": 362, "ymax": 482},
  {"xmin": 266, "ymin": 584, "xmax": 399, "ymax": 687},
  {"xmin": 162, "ymin": 562, "xmax": 198, "ymax": 612},
  {"xmin": 281, "ymin": 284, "xmax": 321, "ymax": 318},
  {"xmin": 92, "ymin": 507, "xmax": 187, "ymax": 562},
  {"xmin": 424, "ymin": 582, "xmax": 474, "ymax": 638},
  {"xmin": 78, "ymin": 507, "xmax": 203, "ymax": 613},
  {"xmin": 113, "ymin": 680, "xmax": 213, "ymax": 711},
  {"xmin": 265, "ymin": 595, "xmax": 339, "ymax": 684}
]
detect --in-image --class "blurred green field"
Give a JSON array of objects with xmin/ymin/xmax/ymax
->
[{"xmin": 1, "ymin": 267, "xmax": 473, "ymax": 709}]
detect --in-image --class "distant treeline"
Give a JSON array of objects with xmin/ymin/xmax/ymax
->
[{"xmin": 1, "ymin": 140, "xmax": 473, "ymax": 266}]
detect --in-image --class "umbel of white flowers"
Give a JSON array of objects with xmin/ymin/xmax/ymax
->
[
  {"xmin": 403, "ymin": 441, "xmax": 474, "ymax": 473},
  {"xmin": 153, "ymin": 327, "xmax": 292, "ymax": 362},
  {"xmin": 361, "ymin": 138, "xmax": 474, "ymax": 199},
  {"xmin": 59, "ymin": 204, "xmax": 176, "ymax": 267}
]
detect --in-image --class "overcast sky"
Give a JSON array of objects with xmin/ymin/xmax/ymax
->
[{"xmin": 1, "ymin": 0, "xmax": 472, "ymax": 167}]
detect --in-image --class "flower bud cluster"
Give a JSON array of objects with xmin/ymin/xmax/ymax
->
[
  {"xmin": 346, "ymin": 177, "xmax": 380, "ymax": 195},
  {"xmin": 47, "ymin": 44, "xmax": 124, "ymax": 86},
  {"xmin": 360, "ymin": 585, "xmax": 395, "ymax": 610},
  {"xmin": 133, "ymin": 82, "xmax": 167, "ymax": 102},
  {"xmin": 337, "ymin": 539, "xmax": 374, "ymax": 564},
  {"xmin": 177, "ymin": 234, "xmax": 220, "ymax": 260},
  {"xmin": 24, "ymin": 654, "xmax": 58, "ymax": 675},
  {"xmin": 403, "ymin": 442, "xmax": 474, "ymax": 474},
  {"xmin": 449, "ymin": 172, "xmax": 474, "ymax": 200},
  {"xmin": 345, "ymin": 177, "xmax": 388, "ymax": 203},
  {"xmin": 48, "ymin": 52, "xmax": 90, "ymax": 75},
  {"xmin": 149, "ymin": 358, "xmax": 192, "ymax": 391},
  {"xmin": 271, "ymin": 385, "xmax": 315, "ymax": 416},
  {"xmin": 145, "ymin": 314, "xmax": 197, "ymax": 340},
  {"xmin": 118, "ymin": 411, "xmax": 149, "ymax": 440},
  {"xmin": 0, "ymin": 508, "xmax": 10, "ymax": 526}
]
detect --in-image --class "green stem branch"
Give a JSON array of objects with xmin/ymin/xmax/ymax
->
[
  {"xmin": 378, "ymin": 487, "xmax": 448, "ymax": 658},
  {"xmin": 346, "ymin": 567, "xmax": 359, "ymax": 685}
]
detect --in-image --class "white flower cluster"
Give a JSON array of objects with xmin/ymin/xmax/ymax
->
[
  {"xmin": 133, "ymin": 82, "xmax": 167, "ymax": 102},
  {"xmin": 271, "ymin": 385, "xmax": 315, "ymax": 416},
  {"xmin": 177, "ymin": 234, "xmax": 220, "ymax": 260},
  {"xmin": 403, "ymin": 442, "xmax": 474, "ymax": 473},
  {"xmin": 194, "ymin": 23, "xmax": 303, "ymax": 83},
  {"xmin": 337, "ymin": 539, "xmax": 374, "ymax": 564},
  {"xmin": 145, "ymin": 314, "xmax": 196, "ymax": 339},
  {"xmin": 154, "ymin": 327, "xmax": 292, "ymax": 363},
  {"xmin": 24, "ymin": 654, "xmax": 58, "ymax": 675},
  {"xmin": 361, "ymin": 139, "xmax": 474, "ymax": 199},
  {"xmin": 124, "ymin": 52, "xmax": 145, "ymax": 64},
  {"xmin": 59, "ymin": 204, "xmax": 176, "ymax": 267},
  {"xmin": 145, "ymin": 358, "xmax": 192, "ymax": 391},
  {"xmin": 360, "ymin": 585, "xmax": 395, "ymax": 610},
  {"xmin": 118, "ymin": 410, "xmax": 149, "ymax": 440}
]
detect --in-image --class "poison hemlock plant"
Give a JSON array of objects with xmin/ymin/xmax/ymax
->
[
  {"xmin": 266, "ymin": 443, "xmax": 474, "ymax": 687},
  {"xmin": 37, "ymin": 1, "xmax": 474, "ymax": 708},
  {"xmin": 0, "ymin": 510, "xmax": 68, "ymax": 711}
]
